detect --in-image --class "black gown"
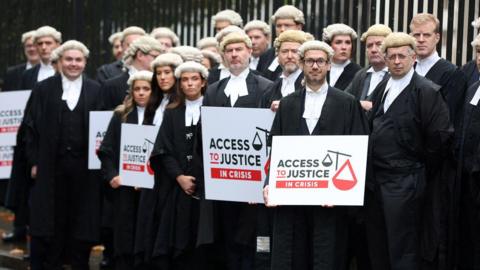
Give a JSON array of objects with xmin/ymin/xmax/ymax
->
[
  {"xmin": 460, "ymin": 60, "xmax": 480, "ymax": 89},
  {"xmin": 101, "ymin": 71, "xmax": 129, "ymax": 110},
  {"xmin": 260, "ymin": 72, "xmax": 303, "ymax": 109},
  {"xmin": 267, "ymin": 86, "xmax": 368, "ymax": 270},
  {"xmin": 456, "ymin": 81, "xmax": 480, "ymax": 269},
  {"xmin": 3, "ymin": 63, "xmax": 27, "ymax": 91},
  {"xmin": 96, "ymin": 60, "xmax": 124, "ymax": 85},
  {"xmin": 366, "ymin": 72, "xmax": 452, "ymax": 270},
  {"xmin": 328, "ymin": 62, "xmax": 362, "ymax": 91}
]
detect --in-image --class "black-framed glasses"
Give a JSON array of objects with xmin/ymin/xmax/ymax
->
[{"xmin": 303, "ymin": 58, "xmax": 328, "ymax": 67}]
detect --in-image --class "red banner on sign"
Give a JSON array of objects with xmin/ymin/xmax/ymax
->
[
  {"xmin": 276, "ymin": 180, "xmax": 329, "ymax": 189},
  {"xmin": 0, "ymin": 126, "xmax": 19, "ymax": 133},
  {"xmin": 211, "ymin": 168, "xmax": 262, "ymax": 181},
  {"xmin": 0, "ymin": 161, "xmax": 13, "ymax": 167},
  {"xmin": 122, "ymin": 163, "xmax": 145, "ymax": 172}
]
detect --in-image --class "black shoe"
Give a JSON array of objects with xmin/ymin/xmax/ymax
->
[
  {"xmin": 2, "ymin": 232, "xmax": 26, "ymax": 243},
  {"xmin": 100, "ymin": 257, "xmax": 112, "ymax": 269}
]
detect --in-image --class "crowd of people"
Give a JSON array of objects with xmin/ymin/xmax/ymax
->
[{"xmin": 1, "ymin": 4, "xmax": 480, "ymax": 270}]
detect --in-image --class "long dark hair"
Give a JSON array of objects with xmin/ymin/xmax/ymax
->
[{"xmin": 144, "ymin": 65, "xmax": 177, "ymax": 124}]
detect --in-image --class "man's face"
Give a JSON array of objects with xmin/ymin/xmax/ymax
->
[
  {"xmin": 410, "ymin": 21, "xmax": 440, "ymax": 59},
  {"xmin": 476, "ymin": 47, "xmax": 480, "ymax": 71},
  {"xmin": 331, "ymin": 34, "xmax": 352, "ymax": 63},
  {"xmin": 157, "ymin": 37, "xmax": 173, "ymax": 50},
  {"xmin": 24, "ymin": 37, "xmax": 39, "ymax": 63},
  {"xmin": 278, "ymin": 41, "xmax": 301, "ymax": 76},
  {"xmin": 385, "ymin": 45, "xmax": 416, "ymax": 79},
  {"xmin": 122, "ymin": 34, "xmax": 143, "ymax": 52},
  {"xmin": 275, "ymin": 18, "xmax": 301, "ymax": 36},
  {"xmin": 215, "ymin": 20, "xmax": 231, "ymax": 33},
  {"xmin": 112, "ymin": 39, "xmax": 123, "ymax": 60},
  {"xmin": 136, "ymin": 50, "xmax": 161, "ymax": 71},
  {"xmin": 223, "ymin": 42, "xmax": 252, "ymax": 74},
  {"xmin": 301, "ymin": 50, "xmax": 330, "ymax": 87},
  {"xmin": 365, "ymin": 35, "xmax": 386, "ymax": 67},
  {"xmin": 60, "ymin": 49, "xmax": 86, "ymax": 81},
  {"xmin": 36, "ymin": 36, "xmax": 60, "ymax": 63},
  {"xmin": 247, "ymin": 29, "xmax": 269, "ymax": 58}
]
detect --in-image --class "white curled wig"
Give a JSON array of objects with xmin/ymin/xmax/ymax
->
[
  {"xmin": 33, "ymin": 26, "xmax": 62, "ymax": 43},
  {"xmin": 150, "ymin": 27, "xmax": 180, "ymax": 47},
  {"xmin": 197, "ymin": 37, "xmax": 218, "ymax": 50},
  {"xmin": 219, "ymin": 32, "xmax": 252, "ymax": 52},
  {"xmin": 151, "ymin": 52, "xmax": 184, "ymax": 70},
  {"xmin": 121, "ymin": 26, "xmax": 146, "ymax": 42},
  {"xmin": 244, "ymin": 20, "xmax": 271, "ymax": 36},
  {"xmin": 127, "ymin": 70, "xmax": 153, "ymax": 87},
  {"xmin": 215, "ymin": 25, "xmax": 245, "ymax": 43},
  {"xmin": 212, "ymin": 9, "xmax": 243, "ymax": 27},
  {"xmin": 298, "ymin": 40, "xmax": 335, "ymax": 61},
  {"xmin": 201, "ymin": 50, "xmax": 222, "ymax": 66},
  {"xmin": 360, "ymin": 24, "xmax": 392, "ymax": 42},
  {"xmin": 380, "ymin": 32, "xmax": 416, "ymax": 53},
  {"xmin": 471, "ymin": 34, "xmax": 480, "ymax": 48},
  {"xmin": 108, "ymin": 32, "xmax": 123, "ymax": 44},
  {"xmin": 21, "ymin": 30, "xmax": 36, "ymax": 44},
  {"xmin": 270, "ymin": 5, "xmax": 305, "ymax": 25},
  {"xmin": 322, "ymin": 23, "xmax": 357, "ymax": 43},
  {"xmin": 56, "ymin": 40, "xmax": 90, "ymax": 59},
  {"xmin": 174, "ymin": 61, "xmax": 209, "ymax": 79},
  {"xmin": 171, "ymin": 46, "xmax": 204, "ymax": 63},
  {"xmin": 123, "ymin": 36, "xmax": 164, "ymax": 65}
]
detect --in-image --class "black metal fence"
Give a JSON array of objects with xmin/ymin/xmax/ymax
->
[{"xmin": 1, "ymin": 0, "xmax": 478, "ymax": 82}]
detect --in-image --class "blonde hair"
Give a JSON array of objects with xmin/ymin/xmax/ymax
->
[{"xmin": 409, "ymin": 13, "xmax": 440, "ymax": 33}]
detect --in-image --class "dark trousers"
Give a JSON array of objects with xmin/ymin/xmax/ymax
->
[
  {"xmin": 13, "ymin": 193, "xmax": 28, "ymax": 235},
  {"xmin": 149, "ymin": 246, "xmax": 211, "ymax": 270},
  {"xmin": 30, "ymin": 154, "xmax": 93, "ymax": 269}
]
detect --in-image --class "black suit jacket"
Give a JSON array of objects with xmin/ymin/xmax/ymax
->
[
  {"xmin": 260, "ymin": 72, "xmax": 303, "ymax": 108},
  {"xmin": 96, "ymin": 60, "xmax": 124, "ymax": 85},
  {"xmin": 20, "ymin": 64, "xmax": 40, "ymax": 90},
  {"xmin": 345, "ymin": 67, "xmax": 390, "ymax": 101},
  {"xmin": 328, "ymin": 62, "xmax": 362, "ymax": 90},
  {"xmin": 461, "ymin": 60, "xmax": 480, "ymax": 88},
  {"xmin": 256, "ymin": 48, "xmax": 283, "ymax": 81},
  {"xmin": 3, "ymin": 63, "xmax": 27, "ymax": 91},
  {"xmin": 101, "ymin": 71, "xmax": 129, "ymax": 110}
]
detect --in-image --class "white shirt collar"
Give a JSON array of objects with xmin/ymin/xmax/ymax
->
[
  {"xmin": 415, "ymin": 51, "xmax": 440, "ymax": 76},
  {"xmin": 383, "ymin": 68, "xmax": 415, "ymax": 112},
  {"xmin": 26, "ymin": 62, "xmax": 33, "ymax": 70},
  {"xmin": 61, "ymin": 74, "xmax": 83, "ymax": 111},
  {"xmin": 366, "ymin": 66, "xmax": 388, "ymax": 74},
  {"xmin": 185, "ymin": 96, "xmax": 203, "ymax": 126},
  {"xmin": 267, "ymin": 57, "xmax": 280, "ymax": 72},
  {"xmin": 136, "ymin": 106, "xmax": 145, "ymax": 125},
  {"xmin": 153, "ymin": 94, "xmax": 170, "ymax": 126},
  {"xmin": 366, "ymin": 66, "xmax": 388, "ymax": 96},
  {"xmin": 303, "ymin": 82, "xmax": 329, "ymax": 134},
  {"xmin": 280, "ymin": 68, "xmax": 302, "ymax": 97},
  {"xmin": 37, "ymin": 62, "xmax": 55, "ymax": 82},
  {"xmin": 249, "ymin": 56, "xmax": 260, "ymax": 70},
  {"xmin": 224, "ymin": 68, "xmax": 250, "ymax": 106},
  {"xmin": 128, "ymin": 65, "xmax": 139, "ymax": 76},
  {"xmin": 329, "ymin": 60, "xmax": 350, "ymax": 87}
]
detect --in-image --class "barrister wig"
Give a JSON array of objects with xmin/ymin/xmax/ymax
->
[
  {"xmin": 150, "ymin": 27, "xmax": 180, "ymax": 47},
  {"xmin": 33, "ymin": 26, "xmax": 62, "ymax": 43},
  {"xmin": 298, "ymin": 40, "xmax": 335, "ymax": 61},
  {"xmin": 201, "ymin": 50, "xmax": 222, "ymax": 66},
  {"xmin": 197, "ymin": 37, "xmax": 219, "ymax": 50},
  {"xmin": 174, "ymin": 61, "xmax": 209, "ymax": 79},
  {"xmin": 211, "ymin": 9, "xmax": 243, "ymax": 27},
  {"xmin": 380, "ymin": 32, "xmax": 417, "ymax": 53},
  {"xmin": 56, "ymin": 40, "xmax": 90, "ymax": 59},
  {"xmin": 171, "ymin": 46, "xmax": 204, "ymax": 63},
  {"xmin": 274, "ymin": 30, "xmax": 310, "ymax": 53},
  {"xmin": 472, "ymin": 34, "xmax": 480, "ymax": 48},
  {"xmin": 123, "ymin": 36, "xmax": 165, "ymax": 65},
  {"xmin": 151, "ymin": 53, "xmax": 184, "ymax": 70},
  {"xmin": 121, "ymin": 26, "xmax": 146, "ymax": 42},
  {"xmin": 472, "ymin": 18, "xmax": 480, "ymax": 29},
  {"xmin": 108, "ymin": 32, "xmax": 123, "ymax": 44},
  {"xmin": 50, "ymin": 46, "xmax": 61, "ymax": 63},
  {"xmin": 215, "ymin": 25, "xmax": 245, "ymax": 43},
  {"xmin": 360, "ymin": 24, "xmax": 393, "ymax": 42},
  {"xmin": 322, "ymin": 24, "xmax": 357, "ymax": 44},
  {"xmin": 244, "ymin": 20, "xmax": 271, "ymax": 36},
  {"xmin": 270, "ymin": 5, "xmax": 305, "ymax": 25},
  {"xmin": 21, "ymin": 30, "xmax": 36, "ymax": 44},
  {"xmin": 127, "ymin": 70, "xmax": 153, "ymax": 87},
  {"xmin": 220, "ymin": 32, "xmax": 252, "ymax": 52}
]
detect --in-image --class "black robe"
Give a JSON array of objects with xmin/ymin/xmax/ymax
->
[
  {"xmin": 20, "ymin": 64, "xmax": 40, "ymax": 90},
  {"xmin": 24, "ymin": 74, "xmax": 103, "ymax": 242},
  {"xmin": 102, "ymin": 71, "xmax": 129, "ymax": 110},
  {"xmin": 366, "ymin": 72, "xmax": 452, "ymax": 270},
  {"xmin": 267, "ymin": 86, "xmax": 368, "ymax": 270},
  {"xmin": 256, "ymin": 48, "xmax": 276, "ymax": 79},
  {"xmin": 3, "ymin": 63, "xmax": 26, "ymax": 91},
  {"xmin": 460, "ymin": 60, "xmax": 480, "ymax": 89},
  {"xmin": 456, "ymin": 81, "xmax": 480, "ymax": 269},
  {"xmin": 345, "ymin": 67, "xmax": 390, "ymax": 101},
  {"xmin": 260, "ymin": 72, "xmax": 303, "ymax": 109},
  {"xmin": 328, "ymin": 62, "xmax": 362, "ymax": 90},
  {"xmin": 207, "ymin": 67, "xmax": 264, "ymax": 85},
  {"xmin": 98, "ymin": 107, "xmax": 149, "ymax": 257},
  {"xmin": 96, "ymin": 60, "xmax": 123, "ymax": 85}
]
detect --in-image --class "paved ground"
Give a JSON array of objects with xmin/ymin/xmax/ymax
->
[{"xmin": 0, "ymin": 208, "xmax": 104, "ymax": 269}]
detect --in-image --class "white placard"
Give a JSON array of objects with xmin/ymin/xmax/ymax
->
[
  {"xmin": 268, "ymin": 135, "xmax": 368, "ymax": 206},
  {"xmin": 0, "ymin": 145, "xmax": 14, "ymax": 179},
  {"xmin": 201, "ymin": 107, "xmax": 275, "ymax": 203},
  {"xmin": 88, "ymin": 111, "xmax": 114, "ymax": 169},
  {"xmin": 0, "ymin": 90, "xmax": 31, "ymax": 146},
  {"xmin": 119, "ymin": 123, "xmax": 159, "ymax": 189}
]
